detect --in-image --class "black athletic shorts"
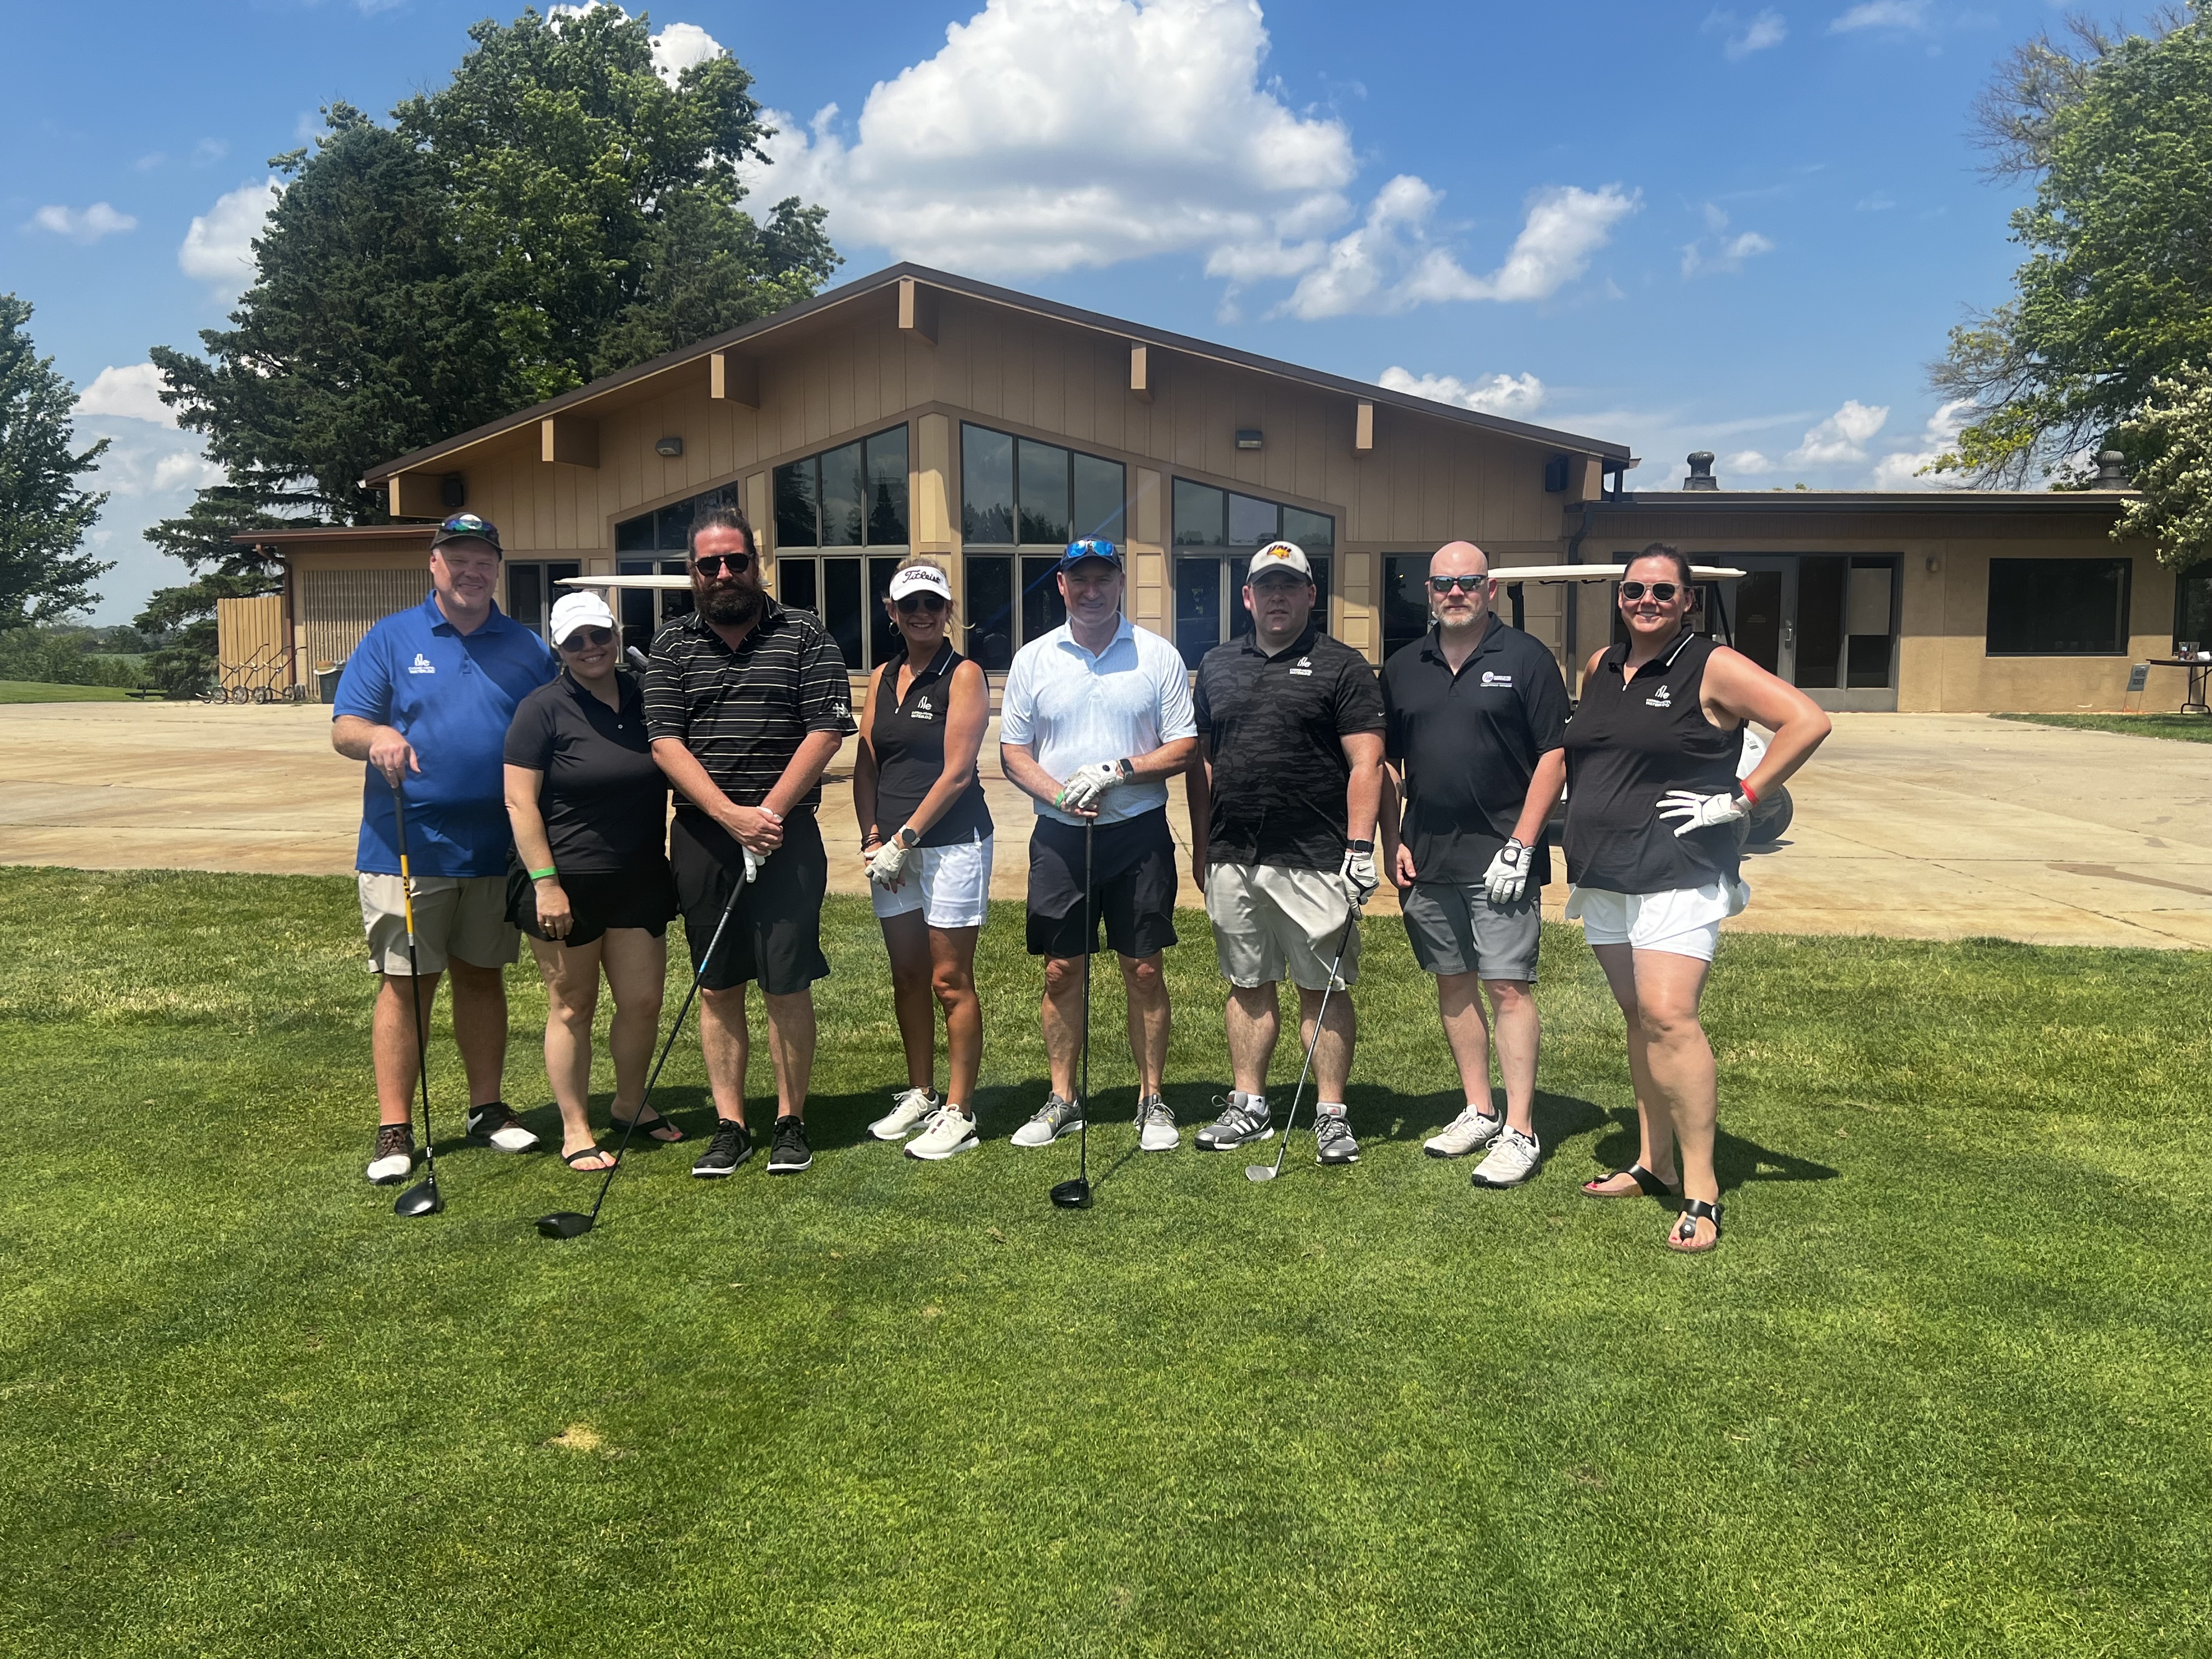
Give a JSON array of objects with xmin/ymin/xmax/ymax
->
[
  {"xmin": 1025, "ymin": 808, "xmax": 1180, "ymax": 960},
  {"xmin": 505, "ymin": 855, "xmax": 676, "ymax": 947},
  {"xmin": 669, "ymin": 809, "xmax": 830, "ymax": 994}
]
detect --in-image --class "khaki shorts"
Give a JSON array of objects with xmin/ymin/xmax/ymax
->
[
  {"xmin": 358, "ymin": 873, "xmax": 519, "ymax": 975},
  {"xmin": 1204, "ymin": 862, "xmax": 1362, "ymax": 991}
]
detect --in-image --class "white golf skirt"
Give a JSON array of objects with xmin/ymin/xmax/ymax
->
[
  {"xmin": 1566, "ymin": 878, "xmax": 1750, "ymax": 963},
  {"xmin": 870, "ymin": 832, "xmax": 995, "ymax": 930}
]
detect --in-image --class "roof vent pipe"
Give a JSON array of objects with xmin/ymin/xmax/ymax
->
[
  {"xmin": 1683, "ymin": 451, "xmax": 1719, "ymax": 491},
  {"xmin": 2094, "ymin": 450, "xmax": 2130, "ymax": 487}
]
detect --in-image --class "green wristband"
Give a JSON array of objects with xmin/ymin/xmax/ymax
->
[{"xmin": 528, "ymin": 866, "xmax": 557, "ymax": 881}]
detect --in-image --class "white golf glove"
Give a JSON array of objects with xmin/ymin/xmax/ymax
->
[
  {"xmin": 1055, "ymin": 760, "xmax": 1125, "ymax": 814},
  {"xmin": 1483, "ymin": 838, "xmax": 1534, "ymax": 906},
  {"xmin": 867, "ymin": 837, "xmax": 912, "ymax": 888},
  {"xmin": 1657, "ymin": 788, "xmax": 1749, "ymax": 838},
  {"xmin": 741, "ymin": 846, "xmax": 762, "ymax": 884},
  {"xmin": 1340, "ymin": 842, "xmax": 1379, "ymax": 905}
]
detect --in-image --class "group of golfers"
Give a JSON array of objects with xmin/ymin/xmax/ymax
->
[{"xmin": 336, "ymin": 505, "xmax": 1828, "ymax": 1254}]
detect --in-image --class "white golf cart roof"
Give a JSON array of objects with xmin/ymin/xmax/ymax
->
[
  {"xmin": 558, "ymin": 573, "xmax": 694, "ymax": 590},
  {"xmin": 1491, "ymin": 563, "xmax": 1747, "ymax": 582}
]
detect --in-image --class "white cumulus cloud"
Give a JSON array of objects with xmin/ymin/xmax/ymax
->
[
  {"xmin": 179, "ymin": 178, "xmax": 280, "ymax": 295},
  {"xmin": 25, "ymin": 202, "xmax": 137, "ymax": 243},
  {"xmin": 76, "ymin": 363, "xmax": 176, "ymax": 427},
  {"xmin": 1787, "ymin": 399, "xmax": 1890, "ymax": 467},
  {"xmin": 1703, "ymin": 7, "xmax": 1787, "ymax": 60},
  {"xmin": 1377, "ymin": 366, "xmax": 1547, "ymax": 418},
  {"xmin": 548, "ymin": 6, "xmax": 726, "ymax": 83},
  {"xmin": 1868, "ymin": 400, "xmax": 1973, "ymax": 488},
  {"xmin": 1829, "ymin": 0, "xmax": 1928, "ymax": 33},
  {"xmin": 1680, "ymin": 202, "xmax": 1774, "ymax": 277},
  {"xmin": 1724, "ymin": 449, "xmax": 1777, "ymax": 476}
]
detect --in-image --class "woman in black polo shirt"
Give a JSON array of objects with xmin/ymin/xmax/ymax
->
[
  {"xmin": 503, "ymin": 592, "xmax": 681, "ymax": 1172},
  {"xmin": 1564, "ymin": 544, "xmax": 1829, "ymax": 1251},
  {"xmin": 852, "ymin": 562, "xmax": 994, "ymax": 1161}
]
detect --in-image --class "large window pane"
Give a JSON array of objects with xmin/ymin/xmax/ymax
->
[
  {"xmin": 1073, "ymin": 453, "xmax": 1126, "ymax": 545},
  {"xmin": 966, "ymin": 556, "xmax": 1015, "ymax": 670},
  {"xmin": 1017, "ymin": 438, "xmax": 1071, "ymax": 546},
  {"xmin": 1022, "ymin": 555, "xmax": 1069, "ymax": 644},
  {"xmin": 507, "ymin": 565, "xmax": 544, "ymax": 635},
  {"xmin": 617, "ymin": 560, "xmax": 656, "ymax": 651},
  {"xmin": 1382, "ymin": 555, "xmax": 1432, "ymax": 661},
  {"xmin": 823, "ymin": 557, "xmax": 864, "ymax": 667},
  {"xmin": 1988, "ymin": 557, "xmax": 2131, "ymax": 654},
  {"xmin": 655, "ymin": 500, "xmax": 696, "ymax": 553},
  {"xmin": 616, "ymin": 512, "xmax": 656, "ymax": 552},
  {"xmin": 780, "ymin": 556, "xmax": 817, "ymax": 614},
  {"xmin": 775, "ymin": 460, "xmax": 818, "ymax": 548},
  {"xmin": 2175, "ymin": 563, "xmax": 2212, "ymax": 648},
  {"xmin": 1283, "ymin": 507, "xmax": 1334, "ymax": 556},
  {"xmin": 962, "ymin": 424, "xmax": 1014, "ymax": 544},
  {"xmin": 865, "ymin": 427, "xmax": 909, "ymax": 546},
  {"xmin": 1795, "ymin": 554, "xmax": 1847, "ymax": 689},
  {"xmin": 820, "ymin": 442, "xmax": 865, "ymax": 547},
  {"xmin": 868, "ymin": 556, "xmax": 904, "ymax": 668},
  {"xmin": 1227, "ymin": 492, "xmax": 1279, "ymax": 548},
  {"xmin": 1173, "ymin": 479, "xmax": 1224, "ymax": 547},
  {"xmin": 1175, "ymin": 557, "xmax": 1223, "ymax": 667}
]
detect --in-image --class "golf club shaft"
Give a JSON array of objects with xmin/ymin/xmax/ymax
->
[
  {"xmin": 1077, "ymin": 816, "xmax": 1092, "ymax": 1183},
  {"xmin": 1267, "ymin": 907, "xmax": 1362, "ymax": 1178},
  {"xmin": 582, "ymin": 871, "xmax": 749, "ymax": 1224},
  {"xmin": 390, "ymin": 780, "xmax": 439, "ymax": 1188}
]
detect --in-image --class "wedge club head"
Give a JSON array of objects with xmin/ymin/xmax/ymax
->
[
  {"xmin": 393, "ymin": 1175, "xmax": 444, "ymax": 1217},
  {"xmin": 535, "ymin": 1210, "xmax": 592, "ymax": 1239},
  {"xmin": 1244, "ymin": 1163, "xmax": 1279, "ymax": 1182},
  {"xmin": 1048, "ymin": 1177, "xmax": 1093, "ymax": 1209}
]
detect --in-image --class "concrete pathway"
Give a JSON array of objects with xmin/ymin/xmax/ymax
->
[{"xmin": 4, "ymin": 702, "xmax": 2209, "ymax": 948}]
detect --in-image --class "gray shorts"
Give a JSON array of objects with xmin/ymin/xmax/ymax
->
[{"xmin": 1400, "ymin": 882, "xmax": 1539, "ymax": 982}]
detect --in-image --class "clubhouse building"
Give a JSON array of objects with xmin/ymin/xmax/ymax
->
[{"xmin": 227, "ymin": 263, "xmax": 2200, "ymax": 714}]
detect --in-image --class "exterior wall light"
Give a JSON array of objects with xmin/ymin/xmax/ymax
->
[
  {"xmin": 1235, "ymin": 429, "xmax": 1263, "ymax": 450},
  {"xmin": 656, "ymin": 436, "xmax": 685, "ymax": 458}
]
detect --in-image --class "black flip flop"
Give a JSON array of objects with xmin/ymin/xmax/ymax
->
[
  {"xmin": 1668, "ymin": 1198, "xmax": 1724, "ymax": 1254},
  {"xmin": 609, "ymin": 1108, "xmax": 684, "ymax": 1143},
  {"xmin": 562, "ymin": 1144, "xmax": 618, "ymax": 1171},
  {"xmin": 1581, "ymin": 1163, "xmax": 1680, "ymax": 1200}
]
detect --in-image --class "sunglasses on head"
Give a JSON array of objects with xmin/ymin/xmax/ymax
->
[
  {"xmin": 1619, "ymin": 580, "xmax": 1681, "ymax": 602},
  {"xmin": 560, "ymin": 627, "xmax": 616, "ymax": 650},
  {"xmin": 895, "ymin": 592, "xmax": 949, "ymax": 615},
  {"xmin": 693, "ymin": 552, "xmax": 753, "ymax": 577},
  {"xmin": 1429, "ymin": 574, "xmax": 1489, "ymax": 594}
]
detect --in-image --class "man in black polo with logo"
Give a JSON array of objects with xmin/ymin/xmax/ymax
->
[
  {"xmin": 646, "ymin": 506, "xmax": 856, "ymax": 1180},
  {"xmin": 1185, "ymin": 539, "xmax": 1385, "ymax": 1166},
  {"xmin": 1379, "ymin": 539, "xmax": 1568, "ymax": 1189}
]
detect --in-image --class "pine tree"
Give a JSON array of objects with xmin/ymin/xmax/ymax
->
[{"xmin": 0, "ymin": 294, "xmax": 110, "ymax": 627}]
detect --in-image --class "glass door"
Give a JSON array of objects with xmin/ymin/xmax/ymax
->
[
  {"xmin": 1722, "ymin": 555, "xmax": 1899, "ymax": 710},
  {"xmin": 1731, "ymin": 557, "xmax": 1797, "ymax": 682}
]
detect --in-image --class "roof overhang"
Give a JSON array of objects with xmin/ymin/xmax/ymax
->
[
  {"xmin": 1578, "ymin": 490, "xmax": 2135, "ymax": 516},
  {"xmin": 230, "ymin": 525, "xmax": 435, "ymax": 547}
]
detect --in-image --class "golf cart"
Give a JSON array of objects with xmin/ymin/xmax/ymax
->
[{"xmin": 1502, "ymin": 562, "xmax": 1794, "ymax": 847}]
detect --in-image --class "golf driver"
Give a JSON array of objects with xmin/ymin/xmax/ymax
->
[
  {"xmin": 1049, "ymin": 817, "xmax": 1096, "ymax": 1210},
  {"xmin": 536, "ymin": 838, "xmax": 757, "ymax": 1238},
  {"xmin": 1246, "ymin": 907, "xmax": 1362, "ymax": 1184},
  {"xmin": 387, "ymin": 779, "xmax": 444, "ymax": 1219}
]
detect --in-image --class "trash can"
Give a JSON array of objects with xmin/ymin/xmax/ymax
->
[{"xmin": 317, "ymin": 661, "xmax": 346, "ymax": 704}]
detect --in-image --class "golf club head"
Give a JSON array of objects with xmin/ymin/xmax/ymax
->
[
  {"xmin": 1048, "ymin": 1177, "xmax": 1093, "ymax": 1209},
  {"xmin": 536, "ymin": 1210, "xmax": 592, "ymax": 1239},
  {"xmin": 1244, "ymin": 1164, "xmax": 1279, "ymax": 1182},
  {"xmin": 393, "ymin": 1176, "xmax": 444, "ymax": 1217}
]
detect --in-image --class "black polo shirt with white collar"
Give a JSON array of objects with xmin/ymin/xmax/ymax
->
[
  {"xmin": 1380, "ymin": 617, "xmax": 1570, "ymax": 887},
  {"xmin": 1193, "ymin": 620, "xmax": 1386, "ymax": 871}
]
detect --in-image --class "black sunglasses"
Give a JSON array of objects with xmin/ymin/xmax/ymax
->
[
  {"xmin": 1429, "ymin": 574, "xmax": 1489, "ymax": 594},
  {"xmin": 1619, "ymin": 580, "xmax": 1681, "ymax": 602},
  {"xmin": 560, "ymin": 627, "xmax": 616, "ymax": 649},
  {"xmin": 895, "ymin": 593, "xmax": 949, "ymax": 614},
  {"xmin": 693, "ymin": 552, "xmax": 753, "ymax": 577}
]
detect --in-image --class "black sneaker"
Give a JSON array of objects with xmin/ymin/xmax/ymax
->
[
  {"xmin": 767, "ymin": 1115, "xmax": 812, "ymax": 1175},
  {"xmin": 691, "ymin": 1118, "xmax": 754, "ymax": 1178}
]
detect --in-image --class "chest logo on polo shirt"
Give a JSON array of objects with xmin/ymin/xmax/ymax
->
[
  {"xmin": 910, "ymin": 695, "xmax": 935, "ymax": 722},
  {"xmin": 1289, "ymin": 656, "xmax": 1313, "ymax": 678},
  {"xmin": 1481, "ymin": 670, "xmax": 1513, "ymax": 687},
  {"xmin": 407, "ymin": 652, "xmax": 436, "ymax": 675},
  {"xmin": 1646, "ymin": 683, "xmax": 1673, "ymax": 708}
]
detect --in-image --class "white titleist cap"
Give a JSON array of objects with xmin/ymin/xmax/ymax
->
[
  {"xmin": 1247, "ymin": 540, "xmax": 1311, "ymax": 580},
  {"xmin": 888, "ymin": 563, "xmax": 953, "ymax": 602},
  {"xmin": 549, "ymin": 590, "xmax": 618, "ymax": 646}
]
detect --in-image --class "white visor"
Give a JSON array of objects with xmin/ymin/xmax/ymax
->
[{"xmin": 888, "ymin": 563, "xmax": 953, "ymax": 602}]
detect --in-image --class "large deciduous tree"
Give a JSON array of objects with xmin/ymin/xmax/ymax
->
[{"xmin": 0, "ymin": 294, "xmax": 110, "ymax": 627}]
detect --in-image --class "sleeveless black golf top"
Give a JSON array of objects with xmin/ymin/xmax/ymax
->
[
  {"xmin": 1563, "ymin": 629, "xmax": 1746, "ymax": 895},
  {"xmin": 867, "ymin": 641, "xmax": 994, "ymax": 848}
]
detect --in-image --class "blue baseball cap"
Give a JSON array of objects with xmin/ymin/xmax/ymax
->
[{"xmin": 1055, "ymin": 537, "xmax": 1122, "ymax": 572}]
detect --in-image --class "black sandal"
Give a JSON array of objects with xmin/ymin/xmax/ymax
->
[
  {"xmin": 1581, "ymin": 1163, "xmax": 1680, "ymax": 1200},
  {"xmin": 1668, "ymin": 1198, "xmax": 1723, "ymax": 1254},
  {"xmin": 609, "ymin": 1107, "xmax": 684, "ymax": 1143},
  {"xmin": 562, "ymin": 1144, "xmax": 618, "ymax": 1171}
]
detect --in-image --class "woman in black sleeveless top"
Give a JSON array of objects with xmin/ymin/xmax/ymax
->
[
  {"xmin": 1564, "ymin": 543, "xmax": 1830, "ymax": 1252},
  {"xmin": 851, "ymin": 562, "xmax": 995, "ymax": 1160}
]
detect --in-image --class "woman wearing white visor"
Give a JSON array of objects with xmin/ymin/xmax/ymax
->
[
  {"xmin": 503, "ymin": 590, "xmax": 681, "ymax": 1172},
  {"xmin": 853, "ymin": 561, "xmax": 996, "ymax": 1159}
]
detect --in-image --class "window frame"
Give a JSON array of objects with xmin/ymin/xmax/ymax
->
[
  {"xmin": 960, "ymin": 421, "xmax": 1125, "ymax": 668},
  {"xmin": 1985, "ymin": 556, "xmax": 2133, "ymax": 658},
  {"xmin": 1168, "ymin": 476, "xmax": 1336, "ymax": 667}
]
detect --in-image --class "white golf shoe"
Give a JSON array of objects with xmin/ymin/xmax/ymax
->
[
  {"xmin": 365, "ymin": 1123, "xmax": 414, "ymax": 1184},
  {"xmin": 466, "ymin": 1103, "xmax": 540, "ymax": 1153},
  {"xmin": 1011, "ymin": 1093, "xmax": 1084, "ymax": 1148},
  {"xmin": 1135, "ymin": 1093, "xmax": 1178, "ymax": 1152},
  {"xmin": 906, "ymin": 1106, "xmax": 980, "ymax": 1161},
  {"xmin": 1424, "ymin": 1105, "xmax": 1504, "ymax": 1159},
  {"xmin": 1470, "ymin": 1126, "xmax": 1542, "ymax": 1188},
  {"xmin": 870, "ymin": 1086, "xmax": 940, "ymax": 1141}
]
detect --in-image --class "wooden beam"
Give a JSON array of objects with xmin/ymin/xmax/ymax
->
[
  {"xmin": 1355, "ymin": 400, "xmax": 1374, "ymax": 454},
  {"xmin": 1129, "ymin": 342, "xmax": 1153, "ymax": 404},
  {"xmin": 898, "ymin": 276, "xmax": 938, "ymax": 346},
  {"xmin": 540, "ymin": 415, "xmax": 600, "ymax": 468},
  {"xmin": 388, "ymin": 472, "xmax": 447, "ymax": 519},
  {"xmin": 709, "ymin": 351, "xmax": 760, "ymax": 407}
]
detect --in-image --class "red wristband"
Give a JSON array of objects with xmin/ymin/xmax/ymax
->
[{"xmin": 1739, "ymin": 778, "xmax": 1759, "ymax": 806}]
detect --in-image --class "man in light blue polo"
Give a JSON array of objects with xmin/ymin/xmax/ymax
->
[
  {"xmin": 998, "ymin": 538, "xmax": 1198, "ymax": 1152},
  {"xmin": 332, "ymin": 512, "xmax": 556, "ymax": 1186}
]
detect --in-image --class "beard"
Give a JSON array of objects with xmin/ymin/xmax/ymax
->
[{"xmin": 698, "ymin": 575, "xmax": 763, "ymax": 626}]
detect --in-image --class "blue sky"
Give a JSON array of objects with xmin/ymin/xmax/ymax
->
[{"xmin": 0, "ymin": 0, "xmax": 2121, "ymax": 622}]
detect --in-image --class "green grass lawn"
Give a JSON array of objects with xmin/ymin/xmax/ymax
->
[
  {"xmin": 1995, "ymin": 710, "xmax": 2212, "ymax": 743},
  {"xmin": 0, "ymin": 679, "xmax": 140, "ymax": 703},
  {"xmin": 3, "ymin": 867, "xmax": 2208, "ymax": 1657}
]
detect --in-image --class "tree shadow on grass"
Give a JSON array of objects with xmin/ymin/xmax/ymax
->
[{"xmin": 1588, "ymin": 1107, "xmax": 1840, "ymax": 1194}]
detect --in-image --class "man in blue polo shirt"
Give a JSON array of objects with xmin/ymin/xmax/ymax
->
[{"xmin": 333, "ymin": 512, "xmax": 555, "ymax": 1186}]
